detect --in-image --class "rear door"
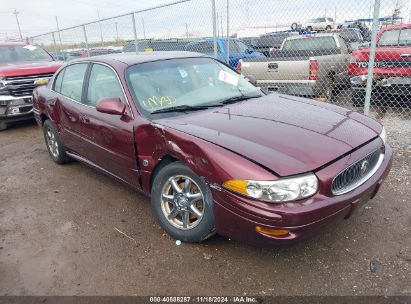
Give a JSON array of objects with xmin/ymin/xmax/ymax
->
[
  {"xmin": 77, "ymin": 63, "xmax": 139, "ymax": 187},
  {"xmin": 53, "ymin": 62, "xmax": 89, "ymax": 154}
]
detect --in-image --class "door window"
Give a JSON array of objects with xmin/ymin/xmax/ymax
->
[
  {"xmin": 86, "ymin": 64, "xmax": 125, "ymax": 107},
  {"xmin": 60, "ymin": 63, "xmax": 88, "ymax": 102},
  {"xmin": 53, "ymin": 69, "xmax": 65, "ymax": 93}
]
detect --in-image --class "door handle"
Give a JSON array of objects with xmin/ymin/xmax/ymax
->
[{"xmin": 400, "ymin": 53, "xmax": 411, "ymax": 58}]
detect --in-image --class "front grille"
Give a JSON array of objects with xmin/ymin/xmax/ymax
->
[
  {"xmin": 332, "ymin": 148, "xmax": 384, "ymax": 195},
  {"xmin": 4, "ymin": 73, "xmax": 54, "ymax": 97}
]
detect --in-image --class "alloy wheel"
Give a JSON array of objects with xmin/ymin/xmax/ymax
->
[{"xmin": 160, "ymin": 175, "xmax": 205, "ymax": 230}]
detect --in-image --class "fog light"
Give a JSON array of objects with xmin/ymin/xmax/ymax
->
[
  {"xmin": 7, "ymin": 107, "xmax": 20, "ymax": 115},
  {"xmin": 255, "ymin": 226, "xmax": 290, "ymax": 237}
]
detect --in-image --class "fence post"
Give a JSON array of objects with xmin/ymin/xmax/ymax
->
[
  {"xmin": 131, "ymin": 13, "xmax": 139, "ymax": 54},
  {"xmin": 363, "ymin": 0, "xmax": 381, "ymax": 116},
  {"xmin": 226, "ymin": 0, "xmax": 230, "ymax": 64},
  {"xmin": 82, "ymin": 25, "xmax": 90, "ymax": 57},
  {"xmin": 211, "ymin": 0, "xmax": 218, "ymax": 58}
]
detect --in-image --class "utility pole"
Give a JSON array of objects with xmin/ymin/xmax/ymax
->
[
  {"xmin": 142, "ymin": 18, "xmax": 146, "ymax": 39},
  {"xmin": 97, "ymin": 10, "xmax": 104, "ymax": 46},
  {"xmin": 114, "ymin": 22, "xmax": 119, "ymax": 42},
  {"xmin": 211, "ymin": 0, "xmax": 217, "ymax": 58},
  {"xmin": 55, "ymin": 16, "xmax": 63, "ymax": 47},
  {"xmin": 13, "ymin": 9, "xmax": 23, "ymax": 40}
]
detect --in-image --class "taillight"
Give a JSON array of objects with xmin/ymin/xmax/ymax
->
[
  {"xmin": 309, "ymin": 57, "xmax": 319, "ymax": 80},
  {"xmin": 236, "ymin": 60, "xmax": 242, "ymax": 73}
]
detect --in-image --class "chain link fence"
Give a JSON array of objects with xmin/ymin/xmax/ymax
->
[{"xmin": 29, "ymin": 0, "xmax": 411, "ymax": 145}]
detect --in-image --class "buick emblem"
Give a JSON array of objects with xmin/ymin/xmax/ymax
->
[{"xmin": 360, "ymin": 160, "xmax": 369, "ymax": 175}]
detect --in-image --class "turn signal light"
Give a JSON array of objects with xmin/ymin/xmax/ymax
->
[{"xmin": 255, "ymin": 226, "xmax": 290, "ymax": 237}]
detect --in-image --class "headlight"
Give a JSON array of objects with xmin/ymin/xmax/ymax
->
[
  {"xmin": 223, "ymin": 173, "xmax": 318, "ymax": 203},
  {"xmin": 380, "ymin": 126, "xmax": 387, "ymax": 145}
]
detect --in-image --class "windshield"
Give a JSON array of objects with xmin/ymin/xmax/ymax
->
[
  {"xmin": 282, "ymin": 36, "xmax": 337, "ymax": 50},
  {"xmin": 228, "ymin": 40, "xmax": 251, "ymax": 53},
  {"xmin": 0, "ymin": 45, "xmax": 53, "ymax": 64},
  {"xmin": 126, "ymin": 57, "xmax": 263, "ymax": 117}
]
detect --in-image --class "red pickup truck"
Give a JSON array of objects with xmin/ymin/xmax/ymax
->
[
  {"xmin": 349, "ymin": 24, "xmax": 411, "ymax": 106},
  {"xmin": 0, "ymin": 42, "xmax": 61, "ymax": 130}
]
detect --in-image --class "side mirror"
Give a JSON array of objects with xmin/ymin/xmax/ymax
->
[
  {"xmin": 96, "ymin": 98, "xmax": 126, "ymax": 115},
  {"xmin": 245, "ymin": 75, "xmax": 257, "ymax": 86}
]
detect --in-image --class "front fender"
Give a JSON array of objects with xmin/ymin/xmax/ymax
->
[{"xmin": 135, "ymin": 121, "xmax": 277, "ymax": 194}]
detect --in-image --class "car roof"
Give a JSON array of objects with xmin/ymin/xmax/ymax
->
[
  {"xmin": 380, "ymin": 23, "xmax": 411, "ymax": 31},
  {"xmin": 285, "ymin": 33, "xmax": 338, "ymax": 40},
  {"xmin": 71, "ymin": 51, "xmax": 207, "ymax": 66}
]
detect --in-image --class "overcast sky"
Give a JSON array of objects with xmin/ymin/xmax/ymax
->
[{"xmin": 0, "ymin": 0, "xmax": 409, "ymax": 42}]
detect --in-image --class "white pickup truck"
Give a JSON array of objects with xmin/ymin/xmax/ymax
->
[{"xmin": 237, "ymin": 33, "xmax": 351, "ymax": 98}]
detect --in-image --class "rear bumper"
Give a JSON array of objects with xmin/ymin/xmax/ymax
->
[
  {"xmin": 351, "ymin": 76, "xmax": 411, "ymax": 98},
  {"xmin": 213, "ymin": 142, "xmax": 393, "ymax": 247},
  {"xmin": 0, "ymin": 95, "xmax": 34, "ymax": 124},
  {"xmin": 257, "ymin": 80, "xmax": 321, "ymax": 96}
]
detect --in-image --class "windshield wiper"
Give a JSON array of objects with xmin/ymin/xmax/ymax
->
[
  {"xmin": 218, "ymin": 94, "xmax": 262, "ymax": 105},
  {"xmin": 150, "ymin": 104, "xmax": 219, "ymax": 114}
]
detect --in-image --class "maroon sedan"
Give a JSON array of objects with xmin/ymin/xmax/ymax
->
[{"xmin": 32, "ymin": 52, "xmax": 392, "ymax": 247}]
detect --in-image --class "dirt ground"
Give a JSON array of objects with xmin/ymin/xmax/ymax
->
[{"xmin": 0, "ymin": 114, "xmax": 410, "ymax": 296}]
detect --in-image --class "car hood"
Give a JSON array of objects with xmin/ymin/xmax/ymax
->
[
  {"xmin": 157, "ymin": 94, "xmax": 380, "ymax": 177},
  {"xmin": 0, "ymin": 61, "xmax": 62, "ymax": 77}
]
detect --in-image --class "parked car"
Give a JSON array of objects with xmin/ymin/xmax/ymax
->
[
  {"xmin": 336, "ymin": 28, "xmax": 368, "ymax": 51},
  {"xmin": 123, "ymin": 39, "xmax": 192, "ymax": 53},
  {"xmin": 0, "ymin": 42, "xmax": 62, "ymax": 130},
  {"xmin": 185, "ymin": 38, "xmax": 265, "ymax": 68},
  {"xmin": 237, "ymin": 33, "xmax": 352, "ymax": 98},
  {"xmin": 349, "ymin": 24, "xmax": 411, "ymax": 106},
  {"xmin": 240, "ymin": 31, "xmax": 299, "ymax": 56},
  {"xmin": 304, "ymin": 17, "xmax": 336, "ymax": 32},
  {"xmin": 33, "ymin": 52, "xmax": 392, "ymax": 247}
]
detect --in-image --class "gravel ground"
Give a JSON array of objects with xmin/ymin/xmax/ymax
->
[{"xmin": 0, "ymin": 100, "xmax": 410, "ymax": 296}]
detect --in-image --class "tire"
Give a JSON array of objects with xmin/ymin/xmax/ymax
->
[
  {"xmin": 291, "ymin": 22, "xmax": 298, "ymax": 30},
  {"xmin": 325, "ymin": 25, "xmax": 332, "ymax": 31},
  {"xmin": 307, "ymin": 26, "xmax": 313, "ymax": 32},
  {"xmin": 151, "ymin": 161, "xmax": 215, "ymax": 243},
  {"xmin": 0, "ymin": 122, "xmax": 7, "ymax": 131},
  {"xmin": 43, "ymin": 119, "xmax": 71, "ymax": 164},
  {"xmin": 352, "ymin": 90, "xmax": 365, "ymax": 108}
]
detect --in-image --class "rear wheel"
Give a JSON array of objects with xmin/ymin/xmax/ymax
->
[
  {"xmin": 325, "ymin": 25, "xmax": 332, "ymax": 31},
  {"xmin": 307, "ymin": 26, "xmax": 313, "ymax": 32},
  {"xmin": 43, "ymin": 120, "xmax": 71, "ymax": 164},
  {"xmin": 151, "ymin": 162, "xmax": 215, "ymax": 243}
]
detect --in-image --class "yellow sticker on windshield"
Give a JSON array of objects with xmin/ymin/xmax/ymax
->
[{"xmin": 142, "ymin": 96, "xmax": 176, "ymax": 109}]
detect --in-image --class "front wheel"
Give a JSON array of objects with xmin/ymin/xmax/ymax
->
[
  {"xmin": 352, "ymin": 90, "xmax": 366, "ymax": 108},
  {"xmin": 151, "ymin": 162, "xmax": 215, "ymax": 243}
]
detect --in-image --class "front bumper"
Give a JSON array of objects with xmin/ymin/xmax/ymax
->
[
  {"xmin": 213, "ymin": 139, "xmax": 393, "ymax": 247},
  {"xmin": 0, "ymin": 95, "xmax": 34, "ymax": 124}
]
